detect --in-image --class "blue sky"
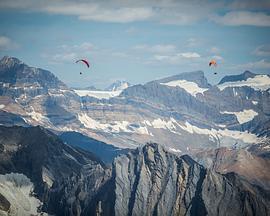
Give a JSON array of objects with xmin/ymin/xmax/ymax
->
[{"xmin": 0, "ymin": 0, "xmax": 270, "ymax": 88}]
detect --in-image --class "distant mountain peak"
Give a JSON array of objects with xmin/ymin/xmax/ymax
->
[
  {"xmin": 0, "ymin": 56, "xmax": 66, "ymax": 89},
  {"xmin": 105, "ymin": 80, "xmax": 131, "ymax": 91},
  {"xmin": 153, "ymin": 70, "xmax": 211, "ymax": 88},
  {"xmin": 0, "ymin": 56, "xmax": 23, "ymax": 68},
  {"xmin": 218, "ymin": 71, "xmax": 256, "ymax": 85}
]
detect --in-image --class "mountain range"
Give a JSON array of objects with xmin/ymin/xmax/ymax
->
[
  {"xmin": 0, "ymin": 125, "xmax": 269, "ymax": 215},
  {"xmin": 0, "ymin": 55, "xmax": 270, "ymax": 215}
]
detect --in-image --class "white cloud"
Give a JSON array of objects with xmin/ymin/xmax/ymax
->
[
  {"xmin": 0, "ymin": 1, "xmax": 154, "ymax": 23},
  {"xmin": 134, "ymin": 43, "xmax": 202, "ymax": 65},
  {"xmin": 234, "ymin": 59, "xmax": 270, "ymax": 70},
  {"xmin": 133, "ymin": 44, "xmax": 176, "ymax": 54},
  {"xmin": 212, "ymin": 11, "xmax": 270, "ymax": 27},
  {"xmin": 229, "ymin": 0, "xmax": 270, "ymax": 10},
  {"xmin": 253, "ymin": 45, "xmax": 270, "ymax": 56},
  {"xmin": 186, "ymin": 38, "xmax": 201, "ymax": 47},
  {"xmin": 79, "ymin": 7, "xmax": 154, "ymax": 23},
  {"xmin": 51, "ymin": 52, "xmax": 78, "ymax": 63},
  {"xmin": 181, "ymin": 52, "xmax": 200, "ymax": 58},
  {"xmin": 0, "ymin": 36, "xmax": 19, "ymax": 51},
  {"xmin": 43, "ymin": 41, "xmax": 129, "ymax": 64},
  {"xmin": 42, "ymin": 42, "xmax": 96, "ymax": 64},
  {"xmin": 0, "ymin": 0, "xmax": 221, "ymax": 25},
  {"xmin": 153, "ymin": 52, "xmax": 201, "ymax": 65}
]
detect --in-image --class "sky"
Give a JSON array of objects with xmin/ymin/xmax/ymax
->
[{"xmin": 0, "ymin": 0, "xmax": 270, "ymax": 88}]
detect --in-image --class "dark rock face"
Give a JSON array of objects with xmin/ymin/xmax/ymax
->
[
  {"xmin": 107, "ymin": 143, "xmax": 270, "ymax": 216},
  {"xmin": 153, "ymin": 70, "xmax": 211, "ymax": 88},
  {"xmin": 218, "ymin": 71, "xmax": 256, "ymax": 85},
  {"xmin": 0, "ymin": 110, "xmax": 28, "ymax": 126},
  {"xmin": 0, "ymin": 125, "xmax": 110, "ymax": 215},
  {"xmin": 192, "ymin": 147, "xmax": 270, "ymax": 190},
  {"xmin": 0, "ymin": 56, "xmax": 66, "ymax": 90},
  {"xmin": 0, "ymin": 126, "xmax": 269, "ymax": 216},
  {"xmin": 121, "ymin": 81, "xmax": 234, "ymax": 125}
]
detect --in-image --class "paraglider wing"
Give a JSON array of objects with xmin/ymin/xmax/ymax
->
[
  {"xmin": 76, "ymin": 59, "xmax": 90, "ymax": 68},
  {"xmin": 209, "ymin": 59, "xmax": 217, "ymax": 67}
]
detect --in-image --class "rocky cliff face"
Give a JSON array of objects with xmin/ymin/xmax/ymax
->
[
  {"xmin": 0, "ymin": 126, "xmax": 269, "ymax": 215},
  {"xmin": 192, "ymin": 147, "xmax": 270, "ymax": 190},
  {"xmin": 0, "ymin": 56, "xmax": 269, "ymax": 162},
  {"xmin": 0, "ymin": 56, "xmax": 66, "ymax": 90},
  {"xmin": 105, "ymin": 143, "xmax": 270, "ymax": 216},
  {"xmin": 0, "ymin": 125, "xmax": 110, "ymax": 215},
  {"xmin": 218, "ymin": 71, "xmax": 257, "ymax": 85}
]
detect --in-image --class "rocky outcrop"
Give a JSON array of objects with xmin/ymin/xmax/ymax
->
[
  {"xmin": 1, "ymin": 56, "xmax": 270, "ymax": 152},
  {"xmin": 218, "ymin": 71, "xmax": 257, "ymax": 85},
  {"xmin": 0, "ymin": 56, "xmax": 66, "ymax": 90},
  {"xmin": 103, "ymin": 143, "xmax": 270, "ymax": 216},
  {"xmin": 0, "ymin": 125, "xmax": 110, "ymax": 215},
  {"xmin": 193, "ymin": 147, "xmax": 270, "ymax": 190},
  {"xmin": 0, "ymin": 126, "xmax": 269, "ymax": 215}
]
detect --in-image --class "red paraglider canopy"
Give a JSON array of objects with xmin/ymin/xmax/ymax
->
[{"xmin": 76, "ymin": 59, "xmax": 90, "ymax": 68}]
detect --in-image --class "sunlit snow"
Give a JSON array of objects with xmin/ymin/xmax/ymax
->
[
  {"xmin": 160, "ymin": 80, "xmax": 208, "ymax": 97},
  {"xmin": 78, "ymin": 113, "xmax": 151, "ymax": 135},
  {"xmin": 0, "ymin": 173, "xmax": 42, "ymax": 216},
  {"xmin": 221, "ymin": 109, "xmax": 258, "ymax": 124},
  {"xmin": 74, "ymin": 90, "xmax": 122, "ymax": 99},
  {"xmin": 217, "ymin": 75, "xmax": 270, "ymax": 91}
]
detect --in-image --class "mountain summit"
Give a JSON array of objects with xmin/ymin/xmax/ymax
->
[
  {"xmin": 0, "ymin": 56, "xmax": 66, "ymax": 89},
  {"xmin": 0, "ymin": 56, "xmax": 23, "ymax": 68},
  {"xmin": 153, "ymin": 70, "xmax": 211, "ymax": 88},
  {"xmin": 105, "ymin": 80, "xmax": 131, "ymax": 91},
  {"xmin": 218, "ymin": 71, "xmax": 256, "ymax": 85}
]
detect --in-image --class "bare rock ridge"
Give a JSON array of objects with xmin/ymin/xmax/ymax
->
[
  {"xmin": 109, "ymin": 143, "xmax": 270, "ymax": 216},
  {"xmin": 0, "ymin": 125, "xmax": 269, "ymax": 215},
  {"xmin": 218, "ymin": 71, "xmax": 257, "ymax": 85},
  {"xmin": 0, "ymin": 125, "xmax": 110, "ymax": 215},
  {"xmin": 0, "ymin": 56, "xmax": 66, "ymax": 89}
]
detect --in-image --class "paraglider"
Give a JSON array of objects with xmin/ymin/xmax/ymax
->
[
  {"xmin": 75, "ymin": 59, "xmax": 90, "ymax": 75},
  {"xmin": 209, "ymin": 59, "xmax": 217, "ymax": 75},
  {"xmin": 209, "ymin": 59, "xmax": 217, "ymax": 67}
]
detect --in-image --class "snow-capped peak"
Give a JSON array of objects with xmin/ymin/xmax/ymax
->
[
  {"xmin": 218, "ymin": 71, "xmax": 256, "ymax": 85},
  {"xmin": 106, "ymin": 80, "xmax": 131, "ymax": 91},
  {"xmin": 217, "ymin": 74, "xmax": 270, "ymax": 91}
]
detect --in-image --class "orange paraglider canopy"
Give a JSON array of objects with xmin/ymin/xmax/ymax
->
[{"xmin": 209, "ymin": 59, "xmax": 217, "ymax": 67}]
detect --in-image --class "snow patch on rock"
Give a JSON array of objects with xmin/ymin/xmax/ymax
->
[
  {"xmin": 168, "ymin": 148, "xmax": 182, "ymax": 153},
  {"xmin": 0, "ymin": 173, "xmax": 43, "ymax": 216},
  {"xmin": 77, "ymin": 113, "xmax": 151, "ymax": 136},
  {"xmin": 252, "ymin": 101, "xmax": 258, "ymax": 105},
  {"xmin": 221, "ymin": 109, "xmax": 258, "ymax": 124},
  {"xmin": 160, "ymin": 79, "xmax": 208, "ymax": 97},
  {"xmin": 178, "ymin": 121, "xmax": 260, "ymax": 144},
  {"xmin": 74, "ymin": 90, "xmax": 122, "ymax": 99},
  {"xmin": 218, "ymin": 75, "xmax": 270, "ymax": 91}
]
